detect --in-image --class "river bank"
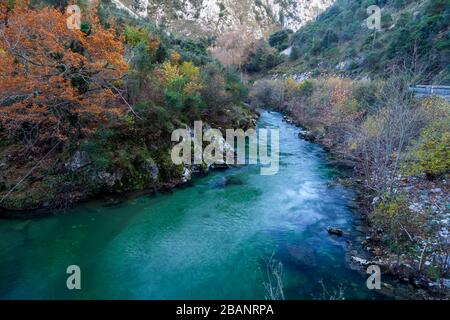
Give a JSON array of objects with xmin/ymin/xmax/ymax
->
[
  {"xmin": 0, "ymin": 104, "xmax": 259, "ymax": 218},
  {"xmin": 281, "ymin": 112, "xmax": 449, "ymax": 300}
]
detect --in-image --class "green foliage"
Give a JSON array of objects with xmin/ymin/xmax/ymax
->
[
  {"xmin": 406, "ymin": 118, "xmax": 450, "ymax": 179},
  {"xmin": 244, "ymin": 42, "xmax": 283, "ymax": 73},
  {"xmin": 297, "ymin": 80, "xmax": 315, "ymax": 97},
  {"xmin": 268, "ymin": 29, "xmax": 291, "ymax": 51},
  {"xmin": 164, "ymin": 89, "xmax": 184, "ymax": 110},
  {"xmin": 80, "ymin": 21, "xmax": 92, "ymax": 35},
  {"xmin": 81, "ymin": 129, "xmax": 115, "ymax": 169},
  {"xmin": 124, "ymin": 26, "xmax": 148, "ymax": 46},
  {"xmin": 6, "ymin": 0, "xmax": 16, "ymax": 10},
  {"xmin": 290, "ymin": 46, "xmax": 300, "ymax": 61},
  {"xmin": 224, "ymin": 67, "xmax": 249, "ymax": 102},
  {"xmin": 373, "ymin": 194, "xmax": 426, "ymax": 251},
  {"xmin": 277, "ymin": 0, "xmax": 450, "ymax": 84}
]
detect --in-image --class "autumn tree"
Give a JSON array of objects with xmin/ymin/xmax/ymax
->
[{"xmin": 0, "ymin": 0, "xmax": 128, "ymax": 152}]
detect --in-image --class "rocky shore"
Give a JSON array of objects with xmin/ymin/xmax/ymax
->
[{"xmin": 0, "ymin": 111, "xmax": 260, "ymax": 219}]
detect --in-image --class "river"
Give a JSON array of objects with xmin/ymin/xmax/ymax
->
[{"xmin": 0, "ymin": 111, "xmax": 383, "ymax": 300}]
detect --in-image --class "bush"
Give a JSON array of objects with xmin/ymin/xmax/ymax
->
[
  {"xmin": 290, "ymin": 46, "xmax": 300, "ymax": 61},
  {"xmin": 406, "ymin": 118, "xmax": 450, "ymax": 179},
  {"xmin": 372, "ymin": 194, "xmax": 426, "ymax": 251},
  {"xmin": 268, "ymin": 30, "xmax": 291, "ymax": 51},
  {"xmin": 297, "ymin": 80, "xmax": 315, "ymax": 97},
  {"xmin": 123, "ymin": 26, "xmax": 148, "ymax": 46},
  {"xmin": 250, "ymin": 80, "xmax": 285, "ymax": 109}
]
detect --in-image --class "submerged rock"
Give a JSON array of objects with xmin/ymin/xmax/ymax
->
[
  {"xmin": 285, "ymin": 244, "xmax": 318, "ymax": 267},
  {"xmin": 215, "ymin": 176, "xmax": 244, "ymax": 188}
]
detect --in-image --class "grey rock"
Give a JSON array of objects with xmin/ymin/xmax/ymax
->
[
  {"xmin": 327, "ymin": 227, "xmax": 344, "ymax": 237},
  {"xmin": 298, "ymin": 130, "xmax": 316, "ymax": 142},
  {"xmin": 409, "ymin": 203, "xmax": 422, "ymax": 213},
  {"xmin": 66, "ymin": 151, "xmax": 91, "ymax": 171},
  {"xmin": 443, "ymin": 279, "xmax": 450, "ymax": 289},
  {"xmin": 351, "ymin": 256, "xmax": 369, "ymax": 266},
  {"xmin": 142, "ymin": 158, "xmax": 159, "ymax": 182},
  {"xmin": 181, "ymin": 167, "xmax": 192, "ymax": 183},
  {"xmin": 0, "ymin": 159, "xmax": 6, "ymax": 169},
  {"xmin": 372, "ymin": 196, "xmax": 380, "ymax": 205},
  {"xmin": 96, "ymin": 171, "xmax": 119, "ymax": 187}
]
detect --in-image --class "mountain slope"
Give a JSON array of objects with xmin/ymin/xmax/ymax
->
[
  {"xmin": 118, "ymin": 0, "xmax": 335, "ymax": 37},
  {"xmin": 270, "ymin": 0, "xmax": 450, "ymax": 84}
]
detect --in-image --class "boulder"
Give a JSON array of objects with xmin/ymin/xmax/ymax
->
[
  {"xmin": 372, "ymin": 196, "xmax": 380, "ymax": 205},
  {"xmin": 96, "ymin": 170, "xmax": 121, "ymax": 188},
  {"xmin": 298, "ymin": 130, "xmax": 316, "ymax": 142},
  {"xmin": 141, "ymin": 158, "xmax": 159, "ymax": 182},
  {"xmin": 181, "ymin": 167, "xmax": 192, "ymax": 183},
  {"xmin": 351, "ymin": 256, "xmax": 369, "ymax": 266}
]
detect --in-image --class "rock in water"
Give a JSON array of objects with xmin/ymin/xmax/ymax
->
[
  {"xmin": 327, "ymin": 227, "xmax": 344, "ymax": 237},
  {"xmin": 298, "ymin": 130, "xmax": 316, "ymax": 143}
]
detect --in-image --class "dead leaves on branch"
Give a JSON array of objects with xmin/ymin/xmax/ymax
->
[{"xmin": 0, "ymin": 1, "xmax": 128, "ymax": 148}]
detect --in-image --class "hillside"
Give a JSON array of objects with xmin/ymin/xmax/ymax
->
[{"xmin": 267, "ymin": 0, "xmax": 450, "ymax": 84}]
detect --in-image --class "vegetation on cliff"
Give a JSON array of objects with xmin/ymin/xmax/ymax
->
[{"xmin": 262, "ymin": 0, "xmax": 450, "ymax": 84}]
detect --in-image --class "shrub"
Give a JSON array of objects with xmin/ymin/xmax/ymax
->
[
  {"xmin": 268, "ymin": 30, "xmax": 291, "ymax": 51},
  {"xmin": 290, "ymin": 46, "xmax": 300, "ymax": 61},
  {"xmin": 297, "ymin": 80, "xmax": 315, "ymax": 98},
  {"xmin": 123, "ymin": 26, "xmax": 148, "ymax": 46},
  {"xmin": 406, "ymin": 118, "xmax": 450, "ymax": 179},
  {"xmin": 250, "ymin": 80, "xmax": 285, "ymax": 109},
  {"xmin": 373, "ymin": 194, "xmax": 427, "ymax": 251}
]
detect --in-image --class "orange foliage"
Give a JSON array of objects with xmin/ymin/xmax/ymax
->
[{"xmin": 0, "ymin": 1, "xmax": 128, "ymax": 146}]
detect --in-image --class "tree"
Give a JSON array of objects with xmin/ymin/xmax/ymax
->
[
  {"xmin": 352, "ymin": 71, "xmax": 419, "ymax": 191},
  {"xmin": 0, "ymin": 1, "xmax": 128, "ymax": 149},
  {"xmin": 268, "ymin": 29, "xmax": 290, "ymax": 51},
  {"xmin": 290, "ymin": 46, "xmax": 300, "ymax": 61},
  {"xmin": 407, "ymin": 117, "xmax": 450, "ymax": 180}
]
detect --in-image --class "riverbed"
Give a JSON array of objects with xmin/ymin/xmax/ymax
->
[{"xmin": 0, "ymin": 111, "xmax": 383, "ymax": 300}]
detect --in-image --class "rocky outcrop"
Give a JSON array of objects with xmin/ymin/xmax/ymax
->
[
  {"xmin": 298, "ymin": 130, "xmax": 316, "ymax": 143},
  {"xmin": 141, "ymin": 158, "xmax": 159, "ymax": 182},
  {"xmin": 95, "ymin": 170, "xmax": 123, "ymax": 188},
  {"xmin": 114, "ymin": 0, "xmax": 335, "ymax": 37},
  {"xmin": 181, "ymin": 167, "xmax": 192, "ymax": 184},
  {"xmin": 65, "ymin": 151, "xmax": 92, "ymax": 171}
]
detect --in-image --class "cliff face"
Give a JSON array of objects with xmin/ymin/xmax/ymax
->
[{"xmin": 118, "ymin": 0, "xmax": 335, "ymax": 38}]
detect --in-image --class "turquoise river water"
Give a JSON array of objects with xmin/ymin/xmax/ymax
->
[{"xmin": 0, "ymin": 111, "xmax": 384, "ymax": 300}]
